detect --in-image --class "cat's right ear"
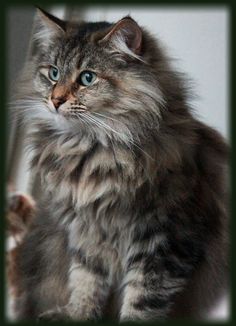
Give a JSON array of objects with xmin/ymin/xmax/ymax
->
[
  {"xmin": 99, "ymin": 17, "xmax": 143, "ymax": 62},
  {"xmin": 32, "ymin": 8, "xmax": 66, "ymax": 46}
]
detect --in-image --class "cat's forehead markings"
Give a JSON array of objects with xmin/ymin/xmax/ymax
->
[
  {"xmin": 79, "ymin": 58, "xmax": 91, "ymax": 70},
  {"xmin": 63, "ymin": 46, "xmax": 80, "ymax": 70}
]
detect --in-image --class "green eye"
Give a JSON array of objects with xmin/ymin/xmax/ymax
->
[
  {"xmin": 79, "ymin": 71, "xmax": 97, "ymax": 86},
  {"xmin": 48, "ymin": 66, "xmax": 60, "ymax": 82}
]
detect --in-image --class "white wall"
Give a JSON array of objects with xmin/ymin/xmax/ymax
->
[{"xmin": 83, "ymin": 6, "xmax": 229, "ymax": 139}]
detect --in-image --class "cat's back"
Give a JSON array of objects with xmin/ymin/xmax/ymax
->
[{"xmin": 171, "ymin": 119, "xmax": 229, "ymax": 320}]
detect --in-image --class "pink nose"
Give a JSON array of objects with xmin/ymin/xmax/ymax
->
[{"xmin": 51, "ymin": 96, "xmax": 66, "ymax": 110}]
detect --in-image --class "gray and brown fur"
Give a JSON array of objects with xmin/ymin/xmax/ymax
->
[
  {"xmin": 6, "ymin": 187, "xmax": 36, "ymax": 317},
  {"xmin": 12, "ymin": 9, "xmax": 229, "ymax": 321}
]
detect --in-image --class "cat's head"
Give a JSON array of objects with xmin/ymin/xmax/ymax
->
[{"xmin": 18, "ymin": 9, "xmax": 168, "ymax": 145}]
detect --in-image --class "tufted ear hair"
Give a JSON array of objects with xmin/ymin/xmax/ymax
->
[
  {"xmin": 100, "ymin": 16, "xmax": 143, "ymax": 59},
  {"xmin": 32, "ymin": 7, "xmax": 66, "ymax": 45}
]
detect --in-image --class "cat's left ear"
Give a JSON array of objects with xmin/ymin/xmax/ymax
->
[
  {"xmin": 32, "ymin": 7, "xmax": 66, "ymax": 45},
  {"xmin": 100, "ymin": 16, "xmax": 142, "ymax": 57}
]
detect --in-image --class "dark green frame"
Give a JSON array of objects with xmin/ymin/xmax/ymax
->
[{"xmin": 0, "ymin": 0, "xmax": 235, "ymax": 325}]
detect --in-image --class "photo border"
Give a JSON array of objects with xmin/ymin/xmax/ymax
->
[{"xmin": 0, "ymin": 0, "xmax": 234, "ymax": 325}]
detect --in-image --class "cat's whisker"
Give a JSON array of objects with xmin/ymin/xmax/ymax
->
[
  {"xmin": 93, "ymin": 112, "xmax": 127, "ymax": 126},
  {"xmin": 81, "ymin": 113, "xmax": 112, "ymax": 139},
  {"xmin": 85, "ymin": 113, "xmax": 131, "ymax": 143},
  {"xmin": 91, "ymin": 114, "xmax": 154, "ymax": 161},
  {"xmin": 91, "ymin": 113, "xmax": 139, "ymax": 159},
  {"xmin": 92, "ymin": 112, "xmax": 136, "ymax": 141},
  {"xmin": 84, "ymin": 112, "xmax": 132, "ymax": 165},
  {"xmin": 77, "ymin": 113, "xmax": 93, "ymax": 130},
  {"xmin": 91, "ymin": 112, "xmax": 155, "ymax": 162},
  {"xmin": 85, "ymin": 113, "xmax": 118, "ymax": 133},
  {"xmin": 8, "ymin": 96, "xmax": 44, "ymax": 104}
]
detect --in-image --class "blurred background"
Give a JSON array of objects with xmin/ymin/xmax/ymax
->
[{"xmin": 6, "ymin": 5, "xmax": 229, "ymax": 321}]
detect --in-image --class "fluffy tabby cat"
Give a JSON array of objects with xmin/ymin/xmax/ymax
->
[{"xmin": 13, "ymin": 8, "xmax": 229, "ymax": 321}]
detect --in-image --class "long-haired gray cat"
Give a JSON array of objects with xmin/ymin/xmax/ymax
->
[{"xmin": 13, "ymin": 8, "xmax": 229, "ymax": 321}]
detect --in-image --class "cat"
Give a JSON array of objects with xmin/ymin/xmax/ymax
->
[{"xmin": 12, "ymin": 8, "xmax": 229, "ymax": 321}]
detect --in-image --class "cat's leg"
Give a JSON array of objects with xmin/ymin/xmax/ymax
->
[
  {"xmin": 66, "ymin": 255, "xmax": 111, "ymax": 320},
  {"xmin": 119, "ymin": 232, "xmax": 200, "ymax": 321},
  {"xmin": 39, "ymin": 253, "xmax": 111, "ymax": 321}
]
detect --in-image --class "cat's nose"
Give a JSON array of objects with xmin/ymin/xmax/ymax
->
[{"xmin": 51, "ymin": 96, "xmax": 66, "ymax": 110}]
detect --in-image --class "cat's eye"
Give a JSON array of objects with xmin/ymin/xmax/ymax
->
[
  {"xmin": 79, "ymin": 71, "xmax": 97, "ymax": 86},
  {"xmin": 48, "ymin": 66, "xmax": 60, "ymax": 82}
]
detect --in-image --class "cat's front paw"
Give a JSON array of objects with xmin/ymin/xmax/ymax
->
[{"xmin": 38, "ymin": 307, "xmax": 69, "ymax": 321}]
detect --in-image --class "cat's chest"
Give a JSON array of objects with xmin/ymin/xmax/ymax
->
[
  {"xmin": 66, "ymin": 208, "xmax": 132, "ymax": 255},
  {"xmin": 35, "ymin": 137, "xmax": 144, "ymax": 210},
  {"xmin": 63, "ymin": 209, "xmax": 132, "ymax": 281}
]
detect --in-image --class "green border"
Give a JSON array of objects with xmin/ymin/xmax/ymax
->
[{"xmin": 0, "ymin": 0, "xmax": 235, "ymax": 325}]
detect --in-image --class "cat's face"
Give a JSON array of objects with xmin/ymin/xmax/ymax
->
[
  {"xmin": 34, "ymin": 28, "xmax": 136, "ymax": 118},
  {"xmin": 20, "ymin": 9, "xmax": 164, "ymax": 144}
]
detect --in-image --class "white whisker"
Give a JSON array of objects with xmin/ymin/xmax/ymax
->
[{"xmin": 90, "ymin": 112, "xmax": 155, "ymax": 161}]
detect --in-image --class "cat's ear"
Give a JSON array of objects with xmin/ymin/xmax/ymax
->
[
  {"xmin": 32, "ymin": 7, "xmax": 66, "ymax": 45},
  {"xmin": 100, "ymin": 16, "xmax": 143, "ymax": 58}
]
